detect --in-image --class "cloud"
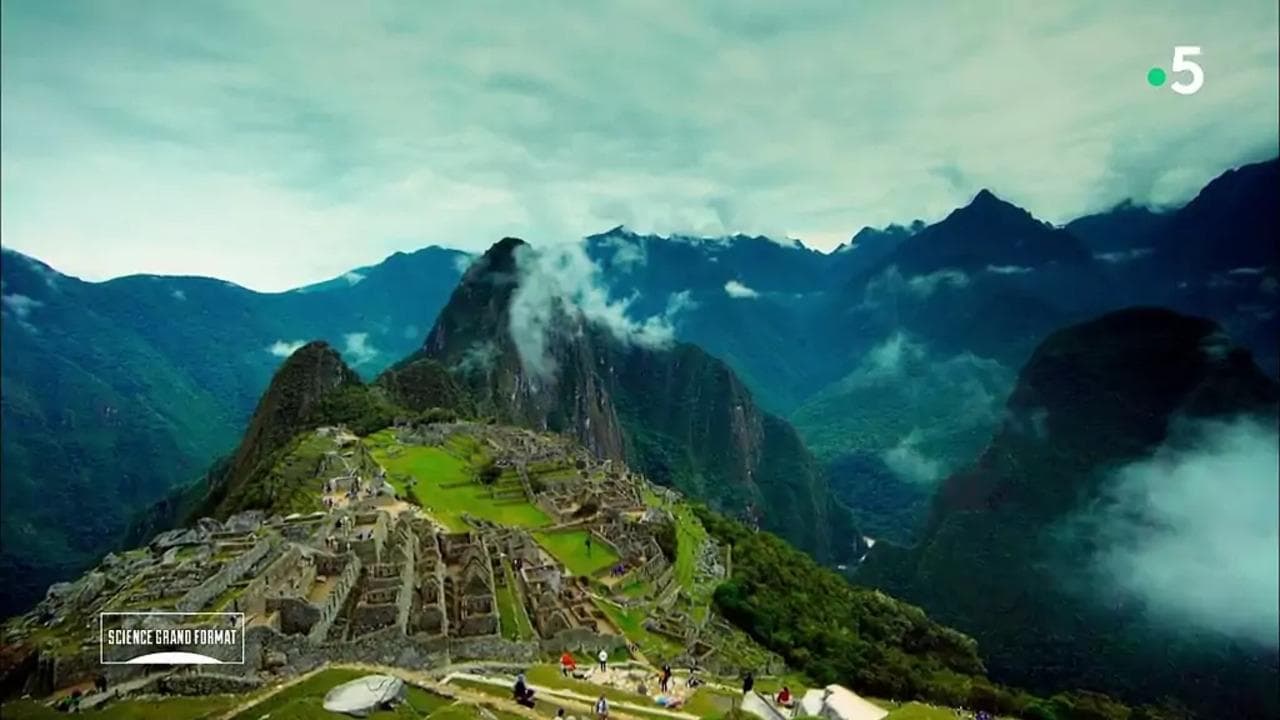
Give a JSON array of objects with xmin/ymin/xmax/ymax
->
[
  {"xmin": 986, "ymin": 264, "xmax": 1033, "ymax": 275},
  {"xmin": 508, "ymin": 241, "xmax": 683, "ymax": 378},
  {"xmin": 453, "ymin": 253, "xmax": 474, "ymax": 274},
  {"xmin": 1094, "ymin": 248, "xmax": 1154, "ymax": 263},
  {"xmin": 882, "ymin": 430, "xmax": 944, "ymax": 485},
  {"xmin": 455, "ymin": 340, "xmax": 499, "ymax": 375},
  {"xmin": 1082, "ymin": 416, "xmax": 1279, "ymax": 647},
  {"xmin": 861, "ymin": 266, "xmax": 971, "ymax": 307},
  {"xmin": 2, "ymin": 3, "xmax": 1275, "ymax": 289},
  {"xmin": 596, "ymin": 233, "xmax": 648, "ymax": 271},
  {"xmin": 267, "ymin": 339, "xmax": 306, "ymax": 357},
  {"xmin": 1, "ymin": 292, "xmax": 42, "ymax": 319},
  {"xmin": 402, "ymin": 324, "xmax": 420, "ymax": 340},
  {"xmin": 723, "ymin": 279, "xmax": 759, "ymax": 299},
  {"xmin": 1, "ymin": 292, "xmax": 43, "ymax": 332},
  {"xmin": 342, "ymin": 332, "xmax": 378, "ymax": 366},
  {"xmin": 171, "ymin": 288, "xmax": 186, "ymax": 300},
  {"xmin": 823, "ymin": 332, "xmax": 1014, "ymax": 486},
  {"xmin": 907, "ymin": 269, "xmax": 970, "ymax": 297},
  {"xmin": 860, "ymin": 332, "xmax": 927, "ymax": 380},
  {"xmin": 342, "ymin": 271, "xmax": 365, "ymax": 286}
]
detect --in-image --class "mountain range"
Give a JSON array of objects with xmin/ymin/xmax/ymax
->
[
  {"xmin": 2, "ymin": 158, "xmax": 1276, "ymax": 637},
  {"xmin": 858, "ymin": 307, "xmax": 1279, "ymax": 719}
]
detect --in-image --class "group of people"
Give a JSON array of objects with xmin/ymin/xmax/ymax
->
[{"xmin": 513, "ymin": 671, "xmax": 611, "ymax": 720}]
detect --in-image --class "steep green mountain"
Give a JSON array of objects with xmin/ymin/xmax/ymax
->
[
  {"xmin": 416, "ymin": 237, "xmax": 863, "ymax": 563},
  {"xmin": 858, "ymin": 307, "xmax": 1280, "ymax": 718},
  {"xmin": 0, "ymin": 246, "xmax": 465, "ymax": 615}
]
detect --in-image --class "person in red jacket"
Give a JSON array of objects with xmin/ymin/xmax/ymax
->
[{"xmin": 775, "ymin": 686, "xmax": 794, "ymax": 708}]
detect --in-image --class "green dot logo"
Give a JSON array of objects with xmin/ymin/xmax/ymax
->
[{"xmin": 1147, "ymin": 67, "xmax": 1167, "ymax": 87}]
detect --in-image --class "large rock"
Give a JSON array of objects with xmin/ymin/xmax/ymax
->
[{"xmin": 322, "ymin": 674, "xmax": 406, "ymax": 716}]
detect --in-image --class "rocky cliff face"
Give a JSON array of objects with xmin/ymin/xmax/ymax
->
[
  {"xmin": 419, "ymin": 237, "xmax": 861, "ymax": 562},
  {"xmin": 196, "ymin": 342, "xmax": 362, "ymax": 518}
]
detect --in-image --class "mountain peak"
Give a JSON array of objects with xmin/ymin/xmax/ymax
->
[
  {"xmin": 469, "ymin": 237, "xmax": 528, "ymax": 277},
  {"xmin": 961, "ymin": 188, "xmax": 1027, "ymax": 219}
]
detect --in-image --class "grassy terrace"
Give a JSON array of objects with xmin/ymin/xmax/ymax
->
[
  {"xmin": 592, "ymin": 599, "xmax": 683, "ymax": 662},
  {"xmin": 1, "ymin": 696, "xmax": 241, "ymax": 719},
  {"xmin": 366, "ymin": 430, "xmax": 551, "ymax": 531},
  {"xmin": 497, "ymin": 561, "xmax": 536, "ymax": 641},
  {"xmin": 226, "ymin": 668, "xmax": 452, "ymax": 719},
  {"xmin": 533, "ymin": 529, "xmax": 620, "ymax": 577}
]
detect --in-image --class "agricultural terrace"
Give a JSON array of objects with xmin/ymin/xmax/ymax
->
[
  {"xmin": 366, "ymin": 430, "xmax": 551, "ymax": 531},
  {"xmin": 533, "ymin": 529, "xmax": 621, "ymax": 577}
]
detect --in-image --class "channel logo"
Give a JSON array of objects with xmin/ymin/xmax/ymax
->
[{"xmin": 99, "ymin": 612, "xmax": 245, "ymax": 665}]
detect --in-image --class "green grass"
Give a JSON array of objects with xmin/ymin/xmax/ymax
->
[
  {"xmin": 617, "ymin": 577, "xmax": 652, "ymax": 598},
  {"xmin": 681, "ymin": 688, "xmax": 739, "ymax": 717},
  {"xmin": 496, "ymin": 562, "xmax": 536, "ymax": 641},
  {"xmin": 524, "ymin": 664, "xmax": 653, "ymax": 706},
  {"xmin": 533, "ymin": 530, "xmax": 621, "ymax": 577},
  {"xmin": 367, "ymin": 431, "xmax": 551, "ymax": 531},
  {"xmin": 877, "ymin": 700, "xmax": 1015, "ymax": 719},
  {"xmin": 672, "ymin": 506, "xmax": 707, "ymax": 590},
  {"xmin": 0, "ymin": 696, "xmax": 239, "ymax": 719},
  {"xmin": 591, "ymin": 600, "xmax": 683, "ymax": 662},
  {"xmin": 449, "ymin": 678, "xmax": 576, "ymax": 718},
  {"xmin": 227, "ymin": 668, "xmax": 449, "ymax": 720},
  {"xmin": 428, "ymin": 702, "xmax": 489, "ymax": 720}
]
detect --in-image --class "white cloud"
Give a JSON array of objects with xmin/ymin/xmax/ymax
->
[
  {"xmin": 882, "ymin": 430, "xmax": 944, "ymax": 485},
  {"xmin": 342, "ymin": 332, "xmax": 378, "ymax": 366},
  {"xmin": 723, "ymin": 279, "xmax": 759, "ymax": 299},
  {"xmin": 986, "ymin": 264, "xmax": 1033, "ymax": 275},
  {"xmin": 508, "ymin": 241, "xmax": 684, "ymax": 378},
  {"xmin": 171, "ymin": 288, "xmax": 186, "ymax": 300},
  {"xmin": 1084, "ymin": 417, "xmax": 1279, "ymax": 647},
  {"xmin": 453, "ymin": 253, "xmax": 474, "ymax": 274},
  {"xmin": 861, "ymin": 332, "xmax": 926, "ymax": 379},
  {"xmin": 861, "ymin": 266, "xmax": 972, "ymax": 307},
  {"xmin": 1, "ymin": 292, "xmax": 42, "ymax": 319},
  {"xmin": 592, "ymin": 232, "xmax": 649, "ymax": 272},
  {"xmin": 455, "ymin": 340, "xmax": 499, "ymax": 375},
  {"xmin": 2, "ymin": 2, "xmax": 1275, "ymax": 289},
  {"xmin": 342, "ymin": 271, "xmax": 365, "ymax": 286},
  {"xmin": 267, "ymin": 339, "xmax": 306, "ymax": 358},
  {"xmin": 907, "ymin": 269, "xmax": 970, "ymax": 298},
  {"xmin": 1094, "ymin": 248, "xmax": 1154, "ymax": 263}
]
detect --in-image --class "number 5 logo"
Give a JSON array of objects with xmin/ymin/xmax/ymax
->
[{"xmin": 1170, "ymin": 46, "xmax": 1203, "ymax": 95}]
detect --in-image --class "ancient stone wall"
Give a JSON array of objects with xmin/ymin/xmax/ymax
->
[
  {"xmin": 308, "ymin": 552, "xmax": 360, "ymax": 643},
  {"xmin": 270, "ymin": 596, "xmax": 321, "ymax": 635},
  {"xmin": 540, "ymin": 627, "xmax": 628, "ymax": 655},
  {"xmin": 153, "ymin": 672, "xmax": 262, "ymax": 696},
  {"xmin": 176, "ymin": 536, "xmax": 277, "ymax": 612}
]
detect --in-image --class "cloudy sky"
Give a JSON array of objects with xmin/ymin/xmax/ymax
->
[{"xmin": 2, "ymin": 1, "xmax": 1277, "ymax": 291}]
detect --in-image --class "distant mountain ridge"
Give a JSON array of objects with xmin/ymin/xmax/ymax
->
[
  {"xmin": 2, "ymin": 156, "xmax": 1275, "ymax": 617},
  {"xmin": 0, "ymin": 245, "xmax": 467, "ymax": 615}
]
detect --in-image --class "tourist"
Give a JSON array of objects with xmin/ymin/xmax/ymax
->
[
  {"xmin": 513, "ymin": 672, "xmax": 536, "ymax": 708},
  {"xmin": 597, "ymin": 648, "xmax": 609, "ymax": 672},
  {"xmin": 595, "ymin": 694, "xmax": 609, "ymax": 720},
  {"xmin": 742, "ymin": 671, "xmax": 754, "ymax": 695},
  {"xmin": 775, "ymin": 687, "xmax": 794, "ymax": 708},
  {"xmin": 585, "ymin": 534, "xmax": 593, "ymax": 556},
  {"xmin": 660, "ymin": 664, "xmax": 672, "ymax": 693},
  {"xmin": 560, "ymin": 651, "xmax": 577, "ymax": 676}
]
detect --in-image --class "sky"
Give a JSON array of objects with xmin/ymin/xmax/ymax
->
[{"xmin": 2, "ymin": 1, "xmax": 1277, "ymax": 292}]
